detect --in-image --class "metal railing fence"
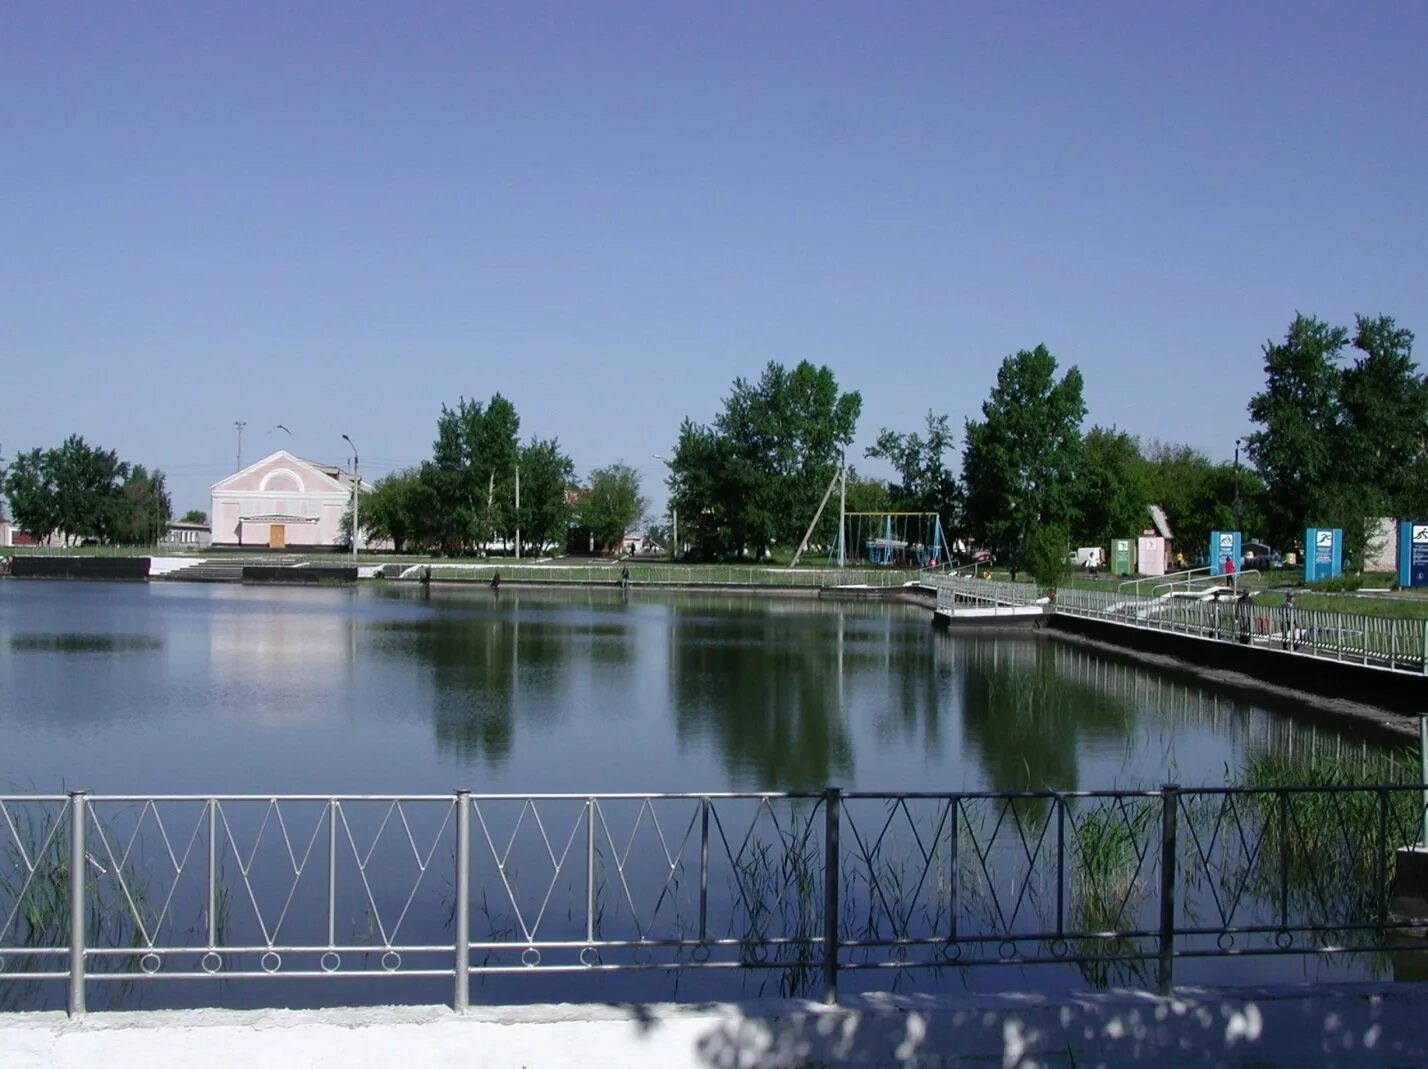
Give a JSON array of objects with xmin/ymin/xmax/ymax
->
[
  {"xmin": 932, "ymin": 575, "xmax": 1428, "ymax": 674},
  {"xmin": 3, "ymin": 784, "xmax": 1427, "ymax": 1014},
  {"xmin": 398, "ymin": 563, "xmax": 915, "ymax": 588}
]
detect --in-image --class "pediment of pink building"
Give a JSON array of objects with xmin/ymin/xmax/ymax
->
[{"xmin": 210, "ymin": 451, "xmax": 347, "ymax": 495}]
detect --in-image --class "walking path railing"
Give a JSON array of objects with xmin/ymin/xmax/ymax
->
[
  {"xmin": 932, "ymin": 575, "xmax": 1428, "ymax": 674},
  {"xmin": 399, "ymin": 563, "xmax": 914, "ymax": 588},
  {"xmin": 3, "ymin": 782, "xmax": 1426, "ymax": 1014}
]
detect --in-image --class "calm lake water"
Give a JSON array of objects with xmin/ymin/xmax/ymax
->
[
  {"xmin": 0, "ymin": 580, "xmax": 1393, "ymax": 796},
  {"xmin": 0, "ymin": 580, "xmax": 1410, "ymax": 1010}
]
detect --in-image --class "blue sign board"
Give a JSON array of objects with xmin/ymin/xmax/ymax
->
[
  {"xmin": 1303, "ymin": 527, "xmax": 1342, "ymax": 582},
  {"xmin": 1209, "ymin": 530, "xmax": 1241, "ymax": 577},
  {"xmin": 1399, "ymin": 521, "xmax": 1428, "ymax": 588}
]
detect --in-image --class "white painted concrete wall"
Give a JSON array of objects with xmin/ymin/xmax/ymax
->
[{"xmin": 2, "ymin": 984, "xmax": 1424, "ymax": 1068}]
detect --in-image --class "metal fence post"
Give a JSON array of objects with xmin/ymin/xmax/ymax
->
[
  {"xmin": 453, "ymin": 790, "xmax": 470, "ymax": 1013},
  {"xmin": 1157, "ymin": 784, "xmax": 1179, "ymax": 996},
  {"xmin": 823, "ymin": 786, "xmax": 841, "ymax": 1005},
  {"xmin": 1420, "ymin": 716, "xmax": 1428, "ymax": 848},
  {"xmin": 67, "ymin": 789, "xmax": 87, "ymax": 1016}
]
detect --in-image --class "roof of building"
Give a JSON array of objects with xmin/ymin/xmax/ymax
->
[
  {"xmin": 210, "ymin": 450, "xmax": 366, "ymax": 493},
  {"xmin": 1148, "ymin": 504, "xmax": 1172, "ymax": 539}
]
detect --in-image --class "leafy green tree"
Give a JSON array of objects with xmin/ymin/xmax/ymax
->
[
  {"xmin": 47, "ymin": 435, "xmax": 127, "ymax": 543},
  {"xmin": 865, "ymin": 411, "xmax": 962, "ymax": 536},
  {"xmin": 1245, "ymin": 315, "xmax": 1348, "ymax": 550},
  {"xmin": 668, "ymin": 361, "xmax": 860, "ymax": 559},
  {"xmin": 962, "ymin": 345, "xmax": 1086, "ymax": 576},
  {"xmin": 581, "ymin": 462, "xmax": 648, "ymax": 550},
  {"xmin": 111, "ymin": 464, "xmax": 172, "ymax": 545},
  {"xmin": 1026, "ymin": 522, "xmax": 1070, "ymax": 591},
  {"xmin": 3, "ymin": 447, "xmax": 58, "ymax": 540},
  {"xmin": 1142, "ymin": 441, "xmax": 1266, "ymax": 557},
  {"xmin": 2, "ymin": 436, "xmax": 171, "ymax": 545},
  {"xmin": 1072, "ymin": 426, "xmax": 1151, "ymax": 549},
  {"xmin": 1339, "ymin": 315, "xmax": 1428, "ymax": 520},
  {"xmin": 419, "ymin": 394, "xmax": 522, "ymax": 554},
  {"xmin": 667, "ymin": 419, "xmax": 734, "ymax": 559},
  {"xmin": 1247, "ymin": 312, "xmax": 1427, "ymax": 566},
  {"xmin": 181, "ymin": 509, "xmax": 208, "ymax": 524},
  {"xmin": 513, "ymin": 438, "xmax": 575, "ymax": 556},
  {"xmin": 359, "ymin": 468, "xmax": 437, "ymax": 554}
]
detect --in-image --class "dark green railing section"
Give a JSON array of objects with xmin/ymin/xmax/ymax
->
[{"xmin": 3, "ymin": 784, "xmax": 1427, "ymax": 1014}]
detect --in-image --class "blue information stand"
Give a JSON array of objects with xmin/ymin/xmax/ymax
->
[
  {"xmin": 1303, "ymin": 527, "xmax": 1343, "ymax": 583},
  {"xmin": 1399, "ymin": 521, "xmax": 1428, "ymax": 588},
  {"xmin": 1209, "ymin": 530, "xmax": 1241, "ymax": 577}
]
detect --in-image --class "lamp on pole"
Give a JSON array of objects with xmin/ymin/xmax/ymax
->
[
  {"xmin": 652, "ymin": 454, "xmax": 677, "ymax": 560},
  {"xmin": 514, "ymin": 462, "xmax": 521, "ymax": 560},
  {"xmin": 342, "ymin": 434, "xmax": 359, "ymax": 562},
  {"xmin": 1233, "ymin": 437, "xmax": 1243, "ymax": 533}
]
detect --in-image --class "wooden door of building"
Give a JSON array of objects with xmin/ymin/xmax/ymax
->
[{"xmin": 269, "ymin": 524, "xmax": 285, "ymax": 549}]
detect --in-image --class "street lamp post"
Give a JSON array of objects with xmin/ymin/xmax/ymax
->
[
  {"xmin": 1233, "ymin": 437, "xmax": 1243, "ymax": 533},
  {"xmin": 342, "ymin": 434, "xmax": 359, "ymax": 562},
  {"xmin": 514, "ymin": 463, "xmax": 521, "ymax": 560}
]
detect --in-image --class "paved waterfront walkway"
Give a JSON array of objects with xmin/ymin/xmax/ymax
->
[{"xmin": 2, "ymin": 984, "xmax": 1426, "ymax": 1068}]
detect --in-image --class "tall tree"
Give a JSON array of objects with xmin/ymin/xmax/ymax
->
[
  {"xmin": 1073, "ymin": 426, "xmax": 1151, "ymax": 549},
  {"xmin": 1339, "ymin": 315, "xmax": 1428, "ymax": 519},
  {"xmin": 3, "ymin": 447, "xmax": 58, "ymax": 540},
  {"xmin": 667, "ymin": 419, "xmax": 735, "ymax": 559},
  {"xmin": 513, "ymin": 438, "xmax": 575, "ymax": 556},
  {"xmin": 962, "ymin": 345, "xmax": 1086, "ymax": 574},
  {"xmin": 111, "ymin": 464, "xmax": 172, "ymax": 545},
  {"xmin": 419, "ymin": 394, "xmax": 522, "ymax": 554},
  {"xmin": 865, "ymin": 411, "xmax": 962, "ymax": 535},
  {"xmin": 581, "ymin": 463, "xmax": 648, "ymax": 550},
  {"xmin": 1245, "ymin": 315, "xmax": 1348, "ymax": 550},
  {"xmin": 1247, "ymin": 312, "xmax": 1427, "ymax": 565},
  {"xmin": 668, "ymin": 361, "xmax": 860, "ymax": 559},
  {"xmin": 47, "ymin": 435, "xmax": 128, "ymax": 544},
  {"xmin": 361, "ymin": 468, "xmax": 437, "ymax": 554}
]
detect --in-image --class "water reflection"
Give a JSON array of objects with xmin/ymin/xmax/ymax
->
[
  {"xmin": 948, "ymin": 637, "xmax": 1135, "ymax": 792},
  {"xmin": 367, "ymin": 588, "xmax": 637, "ymax": 766},
  {"xmin": 668, "ymin": 598, "xmax": 946, "ymax": 790},
  {"xmin": 10, "ymin": 634, "xmax": 161, "ymax": 653},
  {"xmin": 0, "ymin": 582, "xmax": 1403, "ymax": 798}
]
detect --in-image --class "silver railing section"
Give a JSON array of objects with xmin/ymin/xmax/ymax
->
[
  {"xmin": 396, "ymin": 563, "xmax": 914, "ymax": 588},
  {"xmin": 931, "ymin": 574, "xmax": 1427, "ymax": 673},
  {"xmin": 4, "ymin": 782, "xmax": 1428, "ymax": 1015}
]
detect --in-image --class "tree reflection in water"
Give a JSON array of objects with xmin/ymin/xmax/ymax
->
[{"xmin": 953, "ymin": 636, "xmax": 1135, "ymax": 794}]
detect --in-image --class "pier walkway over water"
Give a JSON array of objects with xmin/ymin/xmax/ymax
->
[{"xmin": 928, "ymin": 573, "xmax": 1428, "ymax": 676}]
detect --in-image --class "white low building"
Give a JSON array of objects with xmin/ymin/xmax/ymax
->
[{"xmin": 210, "ymin": 451, "xmax": 366, "ymax": 550}]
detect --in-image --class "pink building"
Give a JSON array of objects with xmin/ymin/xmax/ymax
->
[{"xmin": 210, "ymin": 450, "xmax": 366, "ymax": 550}]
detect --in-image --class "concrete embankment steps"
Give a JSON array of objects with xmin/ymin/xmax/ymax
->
[{"xmin": 157, "ymin": 560, "xmax": 253, "ymax": 583}]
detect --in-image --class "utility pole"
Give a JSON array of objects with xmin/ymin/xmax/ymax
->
[
  {"xmin": 234, "ymin": 421, "xmax": 246, "ymax": 472},
  {"xmin": 514, "ymin": 463, "xmax": 521, "ymax": 560},
  {"xmin": 342, "ymin": 434, "xmax": 359, "ymax": 562}
]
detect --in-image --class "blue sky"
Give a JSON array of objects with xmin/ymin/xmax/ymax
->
[{"xmin": 3, "ymin": 3, "xmax": 1425, "ymax": 514}]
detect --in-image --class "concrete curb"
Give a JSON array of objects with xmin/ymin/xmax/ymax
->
[{"xmin": 3, "ymin": 983, "xmax": 1426, "ymax": 1067}]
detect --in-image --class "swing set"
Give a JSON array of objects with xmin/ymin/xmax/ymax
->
[{"xmin": 830, "ymin": 512, "xmax": 950, "ymax": 568}]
